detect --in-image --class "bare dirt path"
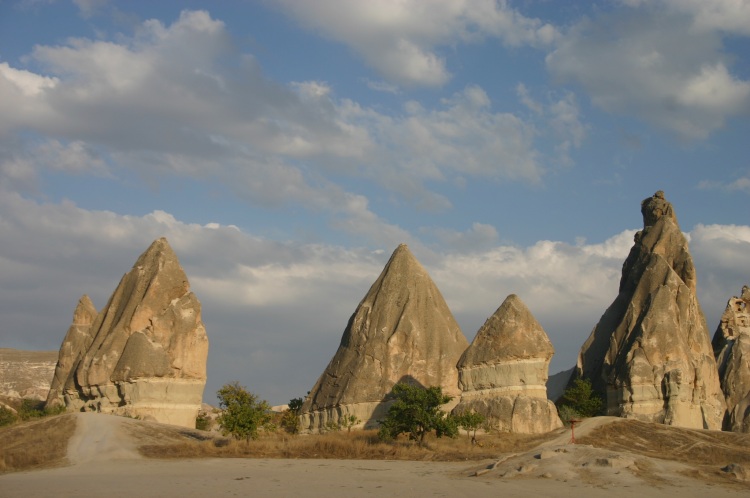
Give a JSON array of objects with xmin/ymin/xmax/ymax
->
[{"xmin": 66, "ymin": 412, "xmax": 141, "ymax": 464}]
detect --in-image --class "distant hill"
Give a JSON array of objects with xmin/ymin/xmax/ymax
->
[{"xmin": 0, "ymin": 348, "xmax": 57, "ymax": 401}]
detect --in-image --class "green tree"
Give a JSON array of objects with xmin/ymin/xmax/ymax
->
[
  {"xmin": 378, "ymin": 383, "xmax": 457, "ymax": 446},
  {"xmin": 288, "ymin": 397, "xmax": 304, "ymax": 414},
  {"xmin": 281, "ymin": 397, "xmax": 304, "ymax": 435},
  {"xmin": 216, "ymin": 382, "xmax": 273, "ymax": 442},
  {"xmin": 558, "ymin": 378, "xmax": 603, "ymax": 418},
  {"xmin": 454, "ymin": 410, "xmax": 485, "ymax": 444}
]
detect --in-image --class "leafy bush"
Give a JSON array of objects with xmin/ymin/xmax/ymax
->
[
  {"xmin": 216, "ymin": 382, "xmax": 273, "ymax": 442},
  {"xmin": 281, "ymin": 397, "xmax": 304, "ymax": 434},
  {"xmin": 195, "ymin": 412, "xmax": 213, "ymax": 431},
  {"xmin": 378, "ymin": 383, "xmax": 457, "ymax": 446},
  {"xmin": 0, "ymin": 406, "xmax": 17, "ymax": 427},
  {"xmin": 557, "ymin": 378, "xmax": 603, "ymax": 418},
  {"xmin": 453, "ymin": 410, "xmax": 485, "ymax": 443},
  {"xmin": 19, "ymin": 399, "xmax": 47, "ymax": 420}
]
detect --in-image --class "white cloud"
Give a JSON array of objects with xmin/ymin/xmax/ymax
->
[
  {"xmin": 275, "ymin": 0, "xmax": 558, "ymax": 87},
  {"xmin": 547, "ymin": 5, "xmax": 750, "ymax": 139},
  {"xmin": 0, "ymin": 11, "xmax": 557, "ymax": 220},
  {"xmin": 73, "ymin": 0, "xmax": 110, "ymax": 19},
  {"xmin": 663, "ymin": 0, "xmax": 750, "ymax": 36},
  {"xmin": 698, "ymin": 174, "xmax": 750, "ymax": 193}
]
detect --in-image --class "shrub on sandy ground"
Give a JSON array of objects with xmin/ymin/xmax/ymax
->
[
  {"xmin": 0, "ymin": 406, "xmax": 17, "ymax": 427},
  {"xmin": 17, "ymin": 398, "xmax": 66, "ymax": 421},
  {"xmin": 0, "ymin": 414, "xmax": 76, "ymax": 473},
  {"xmin": 216, "ymin": 382, "xmax": 274, "ymax": 442}
]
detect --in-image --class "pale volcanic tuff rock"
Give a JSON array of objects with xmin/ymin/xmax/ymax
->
[
  {"xmin": 57, "ymin": 238, "xmax": 209, "ymax": 428},
  {"xmin": 45, "ymin": 295, "xmax": 98, "ymax": 408},
  {"xmin": 453, "ymin": 294, "xmax": 562, "ymax": 433},
  {"xmin": 300, "ymin": 244, "xmax": 469, "ymax": 431},
  {"xmin": 713, "ymin": 286, "xmax": 750, "ymax": 432},
  {"xmin": 577, "ymin": 191, "xmax": 725, "ymax": 429}
]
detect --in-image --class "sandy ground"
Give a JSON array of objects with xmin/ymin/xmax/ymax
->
[{"xmin": 1, "ymin": 414, "xmax": 748, "ymax": 497}]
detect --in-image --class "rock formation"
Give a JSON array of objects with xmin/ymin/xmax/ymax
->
[
  {"xmin": 45, "ymin": 295, "xmax": 98, "ymax": 408},
  {"xmin": 577, "ymin": 191, "xmax": 725, "ymax": 429},
  {"xmin": 0, "ymin": 349, "xmax": 57, "ymax": 401},
  {"xmin": 713, "ymin": 286, "xmax": 750, "ymax": 432},
  {"xmin": 300, "ymin": 244, "xmax": 468, "ymax": 431},
  {"xmin": 52, "ymin": 238, "xmax": 209, "ymax": 428},
  {"xmin": 453, "ymin": 294, "xmax": 562, "ymax": 433}
]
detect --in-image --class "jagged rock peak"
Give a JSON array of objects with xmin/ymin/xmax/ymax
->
[
  {"xmin": 641, "ymin": 190, "xmax": 677, "ymax": 227},
  {"xmin": 300, "ymin": 243, "xmax": 468, "ymax": 432},
  {"xmin": 576, "ymin": 191, "xmax": 725, "ymax": 430},
  {"xmin": 713, "ymin": 286, "xmax": 750, "ymax": 432},
  {"xmin": 58, "ymin": 237, "xmax": 208, "ymax": 428},
  {"xmin": 45, "ymin": 294, "xmax": 98, "ymax": 408}
]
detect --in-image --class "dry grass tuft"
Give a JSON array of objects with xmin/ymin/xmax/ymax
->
[
  {"xmin": 139, "ymin": 429, "xmax": 557, "ymax": 462},
  {"xmin": 0, "ymin": 414, "xmax": 76, "ymax": 473},
  {"xmin": 577, "ymin": 419, "xmax": 750, "ymax": 466}
]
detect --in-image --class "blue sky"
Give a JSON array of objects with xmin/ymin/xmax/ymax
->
[{"xmin": 1, "ymin": 0, "xmax": 749, "ymax": 405}]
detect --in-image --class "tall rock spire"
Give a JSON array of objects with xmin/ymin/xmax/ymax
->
[
  {"xmin": 453, "ymin": 294, "xmax": 562, "ymax": 433},
  {"xmin": 51, "ymin": 238, "xmax": 209, "ymax": 428},
  {"xmin": 45, "ymin": 294, "xmax": 98, "ymax": 408},
  {"xmin": 300, "ymin": 244, "xmax": 468, "ymax": 431},
  {"xmin": 577, "ymin": 191, "xmax": 725, "ymax": 429},
  {"xmin": 713, "ymin": 286, "xmax": 750, "ymax": 432}
]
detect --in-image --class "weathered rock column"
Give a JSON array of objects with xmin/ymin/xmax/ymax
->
[
  {"xmin": 453, "ymin": 294, "xmax": 562, "ymax": 433},
  {"xmin": 577, "ymin": 191, "xmax": 725, "ymax": 429}
]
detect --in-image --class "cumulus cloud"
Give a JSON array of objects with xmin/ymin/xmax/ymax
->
[
  {"xmin": 0, "ymin": 10, "xmax": 559, "ymax": 228},
  {"xmin": 547, "ymin": 4, "xmax": 750, "ymax": 139},
  {"xmin": 661, "ymin": 0, "xmax": 750, "ymax": 36},
  {"xmin": 275, "ymin": 0, "xmax": 558, "ymax": 87}
]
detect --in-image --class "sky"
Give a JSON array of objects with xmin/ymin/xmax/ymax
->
[{"xmin": 1, "ymin": 0, "xmax": 749, "ymax": 406}]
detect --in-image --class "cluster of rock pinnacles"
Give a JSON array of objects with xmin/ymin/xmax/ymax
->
[{"xmin": 45, "ymin": 191, "xmax": 750, "ymax": 433}]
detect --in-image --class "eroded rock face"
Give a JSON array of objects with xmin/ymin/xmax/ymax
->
[
  {"xmin": 0, "ymin": 349, "xmax": 57, "ymax": 401},
  {"xmin": 453, "ymin": 294, "xmax": 562, "ymax": 433},
  {"xmin": 577, "ymin": 191, "xmax": 725, "ymax": 429},
  {"xmin": 57, "ymin": 238, "xmax": 209, "ymax": 428},
  {"xmin": 713, "ymin": 286, "xmax": 750, "ymax": 432},
  {"xmin": 45, "ymin": 295, "xmax": 98, "ymax": 408},
  {"xmin": 300, "ymin": 244, "xmax": 468, "ymax": 431}
]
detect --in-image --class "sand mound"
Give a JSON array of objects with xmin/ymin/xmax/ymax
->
[{"xmin": 468, "ymin": 417, "xmax": 750, "ymax": 492}]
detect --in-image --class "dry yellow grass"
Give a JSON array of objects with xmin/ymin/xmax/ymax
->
[
  {"xmin": 576, "ymin": 419, "xmax": 750, "ymax": 466},
  {"xmin": 139, "ymin": 429, "xmax": 558, "ymax": 462},
  {"xmin": 0, "ymin": 414, "xmax": 76, "ymax": 473}
]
